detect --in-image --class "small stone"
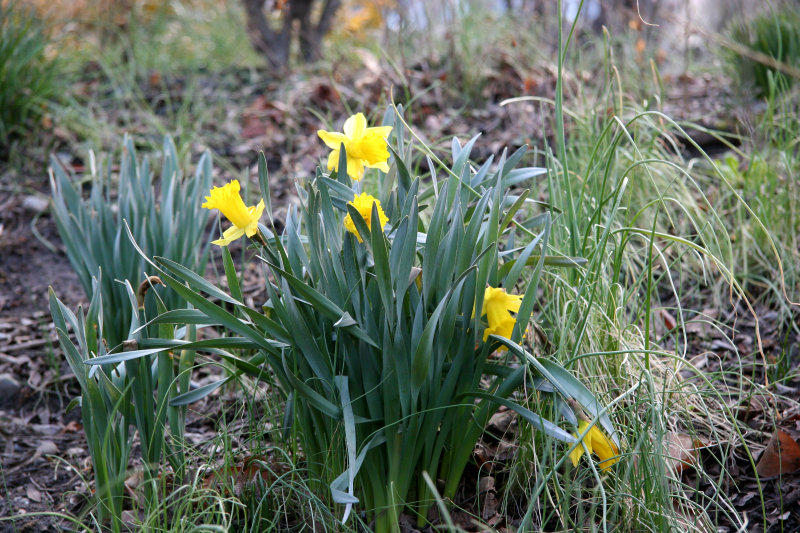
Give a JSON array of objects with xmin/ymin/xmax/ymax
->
[
  {"xmin": 121, "ymin": 510, "xmax": 139, "ymax": 528},
  {"xmin": 36, "ymin": 440, "xmax": 58, "ymax": 456},
  {"xmin": 31, "ymin": 424, "xmax": 61, "ymax": 435},
  {"xmin": 22, "ymin": 195, "xmax": 49, "ymax": 213},
  {"xmin": 26, "ymin": 486, "xmax": 42, "ymax": 503},
  {"xmin": 0, "ymin": 373, "xmax": 21, "ymax": 404},
  {"xmin": 65, "ymin": 447, "xmax": 84, "ymax": 458}
]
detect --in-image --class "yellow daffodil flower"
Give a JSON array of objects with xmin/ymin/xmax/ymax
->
[
  {"xmin": 317, "ymin": 113, "xmax": 392, "ymax": 181},
  {"xmin": 202, "ymin": 179, "xmax": 265, "ymax": 246},
  {"xmin": 569, "ymin": 419, "xmax": 620, "ymax": 471},
  {"xmin": 483, "ymin": 313, "xmax": 517, "ymax": 341},
  {"xmin": 480, "ymin": 286, "xmax": 524, "ymax": 349},
  {"xmin": 343, "ymin": 192, "xmax": 388, "ymax": 243}
]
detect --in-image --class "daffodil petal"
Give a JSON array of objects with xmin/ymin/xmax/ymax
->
[
  {"xmin": 244, "ymin": 200, "xmax": 265, "ymax": 237},
  {"xmin": 485, "ymin": 305, "xmax": 510, "ymax": 333},
  {"xmin": 347, "ymin": 156, "xmax": 365, "ymax": 181},
  {"xmin": 203, "ymin": 179, "xmax": 264, "ymax": 246},
  {"xmin": 327, "ymin": 149, "xmax": 340, "ymax": 171},
  {"xmin": 344, "ymin": 192, "xmax": 387, "ymax": 242},
  {"xmin": 569, "ymin": 440, "xmax": 585, "ymax": 466},
  {"xmin": 318, "ymin": 130, "xmax": 348, "ymax": 150},
  {"xmin": 480, "ymin": 286, "xmax": 525, "ymax": 351},
  {"xmin": 482, "ymin": 287, "xmax": 523, "ymax": 318},
  {"xmin": 202, "ymin": 179, "xmax": 241, "ymax": 210},
  {"xmin": 482, "ymin": 315, "xmax": 517, "ymax": 351},
  {"xmin": 358, "ymin": 131, "xmax": 389, "ymax": 165},
  {"xmin": 318, "ymin": 114, "xmax": 391, "ymax": 181},
  {"xmin": 496, "ymin": 315, "xmax": 516, "ymax": 338},
  {"xmin": 366, "ymin": 125, "xmax": 393, "ymax": 138},
  {"xmin": 343, "ymin": 213, "xmax": 362, "ymax": 242},
  {"xmin": 570, "ymin": 420, "xmax": 619, "ymax": 470},
  {"xmin": 589, "ymin": 426, "xmax": 620, "ymax": 470},
  {"xmin": 212, "ymin": 226, "xmax": 246, "ymax": 246},
  {"xmin": 597, "ymin": 455, "xmax": 620, "ymax": 471},
  {"xmin": 343, "ymin": 112, "xmax": 366, "ymax": 138},
  {"xmin": 495, "ymin": 290, "xmax": 523, "ymax": 313},
  {"xmin": 570, "ymin": 421, "xmax": 593, "ymax": 466},
  {"xmin": 365, "ymin": 160, "xmax": 390, "ymax": 173}
]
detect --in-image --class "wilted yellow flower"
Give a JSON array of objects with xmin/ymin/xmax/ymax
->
[
  {"xmin": 569, "ymin": 419, "xmax": 620, "ymax": 471},
  {"xmin": 202, "ymin": 179, "xmax": 265, "ymax": 246},
  {"xmin": 317, "ymin": 113, "xmax": 392, "ymax": 181},
  {"xmin": 343, "ymin": 192, "xmax": 388, "ymax": 243},
  {"xmin": 480, "ymin": 286, "xmax": 523, "ymax": 348}
]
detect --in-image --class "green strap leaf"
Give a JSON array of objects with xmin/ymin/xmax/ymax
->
[
  {"xmin": 467, "ymin": 391, "xmax": 576, "ymax": 443},
  {"xmin": 263, "ymin": 260, "xmax": 378, "ymax": 348},
  {"xmin": 170, "ymin": 379, "xmax": 228, "ymax": 406},
  {"xmin": 411, "ymin": 263, "xmax": 478, "ymax": 391},
  {"xmin": 370, "ymin": 202, "xmax": 395, "ymax": 326},
  {"xmin": 332, "ymin": 376, "xmax": 359, "ymax": 521},
  {"xmin": 536, "ymin": 358, "xmax": 621, "ymax": 448},
  {"xmin": 281, "ymin": 352, "xmax": 341, "ymax": 419},
  {"xmin": 257, "ymin": 151, "xmax": 273, "ymax": 221},
  {"xmin": 492, "ymin": 336, "xmax": 620, "ymax": 448}
]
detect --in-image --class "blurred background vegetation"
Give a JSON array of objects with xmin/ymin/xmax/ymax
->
[
  {"xmin": 3, "ymin": 0, "xmax": 795, "ymax": 175},
  {"xmin": 1, "ymin": 0, "xmax": 796, "ymax": 168}
]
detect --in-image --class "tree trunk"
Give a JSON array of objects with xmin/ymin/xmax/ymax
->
[
  {"xmin": 241, "ymin": 0, "xmax": 342, "ymax": 71},
  {"xmin": 241, "ymin": 0, "xmax": 291, "ymax": 71}
]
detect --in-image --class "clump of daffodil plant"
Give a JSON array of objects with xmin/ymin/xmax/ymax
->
[
  {"xmin": 49, "ymin": 136, "xmax": 213, "ymax": 531},
  {"xmin": 108, "ymin": 108, "xmax": 620, "ymax": 533},
  {"xmin": 50, "ymin": 135, "xmax": 213, "ymax": 349}
]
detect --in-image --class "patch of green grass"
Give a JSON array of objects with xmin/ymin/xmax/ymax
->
[
  {"xmin": 493, "ymin": 12, "xmax": 780, "ymax": 532},
  {"xmin": 91, "ymin": 0, "xmax": 261, "ymax": 79},
  {"xmin": 715, "ymin": 151, "xmax": 798, "ymax": 301},
  {"xmin": 0, "ymin": 1, "xmax": 67, "ymax": 159},
  {"xmin": 703, "ymin": 91, "xmax": 800, "ymax": 382},
  {"xmin": 46, "ymin": 0, "xmax": 264, "ymax": 169},
  {"xmin": 125, "ymin": 374, "xmax": 346, "ymax": 532}
]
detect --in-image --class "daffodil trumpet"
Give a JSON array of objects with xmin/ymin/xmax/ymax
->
[
  {"xmin": 343, "ymin": 192, "xmax": 389, "ymax": 243},
  {"xmin": 479, "ymin": 286, "xmax": 524, "ymax": 350},
  {"xmin": 568, "ymin": 404, "xmax": 620, "ymax": 471}
]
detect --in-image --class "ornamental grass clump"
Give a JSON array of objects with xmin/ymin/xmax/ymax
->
[
  {"xmin": 0, "ymin": 1, "xmax": 65, "ymax": 152},
  {"xmin": 726, "ymin": 4, "xmax": 800, "ymax": 96},
  {"xmin": 110, "ymin": 109, "xmax": 619, "ymax": 532}
]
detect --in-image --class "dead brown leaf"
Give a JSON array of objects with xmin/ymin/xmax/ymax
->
[
  {"xmin": 61, "ymin": 420, "xmax": 82, "ymax": 433},
  {"xmin": 735, "ymin": 394, "xmax": 773, "ymax": 422},
  {"xmin": 26, "ymin": 485, "xmax": 43, "ymax": 503},
  {"xmin": 657, "ymin": 309, "xmax": 677, "ymax": 331},
  {"xmin": 35, "ymin": 440, "xmax": 58, "ymax": 457},
  {"xmin": 479, "ymin": 475, "xmax": 499, "ymax": 520},
  {"xmin": 487, "ymin": 407, "xmax": 516, "ymax": 434},
  {"xmin": 756, "ymin": 429, "xmax": 800, "ymax": 477},
  {"xmin": 667, "ymin": 432, "xmax": 704, "ymax": 474}
]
